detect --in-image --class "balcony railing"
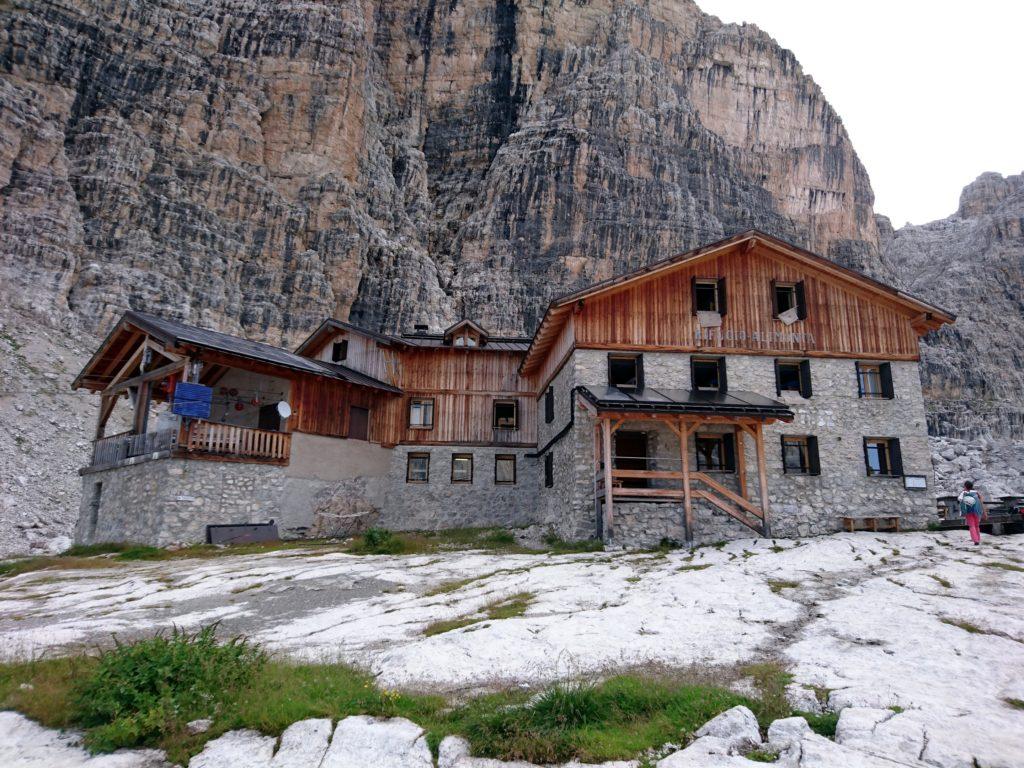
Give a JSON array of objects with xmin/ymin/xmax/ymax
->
[
  {"xmin": 181, "ymin": 421, "xmax": 290, "ymax": 463},
  {"xmin": 90, "ymin": 421, "xmax": 290, "ymax": 469}
]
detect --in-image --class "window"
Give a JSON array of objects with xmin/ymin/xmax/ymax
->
[
  {"xmin": 493, "ymin": 400, "xmax": 518, "ymax": 430},
  {"xmin": 543, "ymin": 453, "xmax": 554, "ymax": 487},
  {"xmin": 695, "ymin": 433, "xmax": 736, "ymax": 472},
  {"xmin": 452, "ymin": 332, "xmax": 478, "ymax": 347},
  {"xmin": 331, "ymin": 339, "xmax": 348, "ymax": 362},
  {"xmin": 406, "ymin": 452, "xmax": 430, "ymax": 483},
  {"xmin": 691, "ymin": 357, "xmax": 727, "ymax": 392},
  {"xmin": 409, "ymin": 398, "xmax": 435, "ymax": 428},
  {"xmin": 544, "ymin": 386, "xmax": 555, "ymax": 424},
  {"xmin": 863, "ymin": 437, "xmax": 903, "ymax": 477},
  {"xmin": 775, "ymin": 359, "xmax": 812, "ymax": 398},
  {"xmin": 692, "ymin": 277, "xmax": 726, "ymax": 314},
  {"xmin": 771, "ymin": 280, "xmax": 807, "ymax": 320},
  {"xmin": 856, "ymin": 362, "xmax": 894, "ymax": 399},
  {"xmin": 608, "ymin": 354, "xmax": 643, "ymax": 390},
  {"xmin": 451, "ymin": 453, "xmax": 473, "ymax": 483},
  {"xmin": 496, "ymin": 454, "xmax": 517, "ymax": 485},
  {"xmin": 781, "ymin": 435, "xmax": 821, "ymax": 475}
]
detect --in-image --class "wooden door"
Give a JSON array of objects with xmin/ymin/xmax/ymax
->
[
  {"xmin": 348, "ymin": 406, "xmax": 370, "ymax": 441},
  {"xmin": 614, "ymin": 431, "xmax": 648, "ymax": 488}
]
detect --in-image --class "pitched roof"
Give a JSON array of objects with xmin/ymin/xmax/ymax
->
[
  {"xmin": 520, "ymin": 230, "xmax": 957, "ymax": 373},
  {"xmin": 294, "ymin": 317, "xmax": 531, "ymax": 354},
  {"xmin": 578, "ymin": 385, "xmax": 794, "ymax": 421}
]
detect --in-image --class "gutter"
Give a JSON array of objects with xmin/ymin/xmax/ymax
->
[{"xmin": 527, "ymin": 386, "xmax": 585, "ymax": 458}]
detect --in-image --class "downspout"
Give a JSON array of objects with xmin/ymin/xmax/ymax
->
[{"xmin": 526, "ymin": 386, "xmax": 586, "ymax": 458}]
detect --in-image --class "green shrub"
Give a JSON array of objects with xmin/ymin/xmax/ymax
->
[
  {"xmin": 482, "ymin": 530, "xmax": 517, "ymax": 546},
  {"xmin": 63, "ymin": 543, "xmax": 133, "ymax": 557},
  {"xmin": 356, "ymin": 528, "xmax": 406, "ymax": 555},
  {"xmin": 115, "ymin": 546, "xmax": 165, "ymax": 561},
  {"xmin": 799, "ymin": 711, "xmax": 839, "ymax": 738},
  {"xmin": 72, "ymin": 625, "xmax": 265, "ymax": 751}
]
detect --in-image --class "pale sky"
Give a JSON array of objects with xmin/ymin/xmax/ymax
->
[{"xmin": 695, "ymin": 0, "xmax": 1024, "ymax": 226}]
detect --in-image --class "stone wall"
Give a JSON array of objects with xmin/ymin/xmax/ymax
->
[
  {"xmin": 379, "ymin": 446, "xmax": 541, "ymax": 531},
  {"xmin": 561, "ymin": 349, "xmax": 938, "ymax": 542},
  {"xmin": 77, "ymin": 457, "xmax": 286, "ymax": 547}
]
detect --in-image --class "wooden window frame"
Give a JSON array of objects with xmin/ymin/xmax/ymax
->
[
  {"xmin": 543, "ymin": 452, "xmax": 554, "ymax": 487},
  {"xmin": 406, "ymin": 452, "xmax": 430, "ymax": 483},
  {"xmin": 607, "ymin": 353, "xmax": 644, "ymax": 390},
  {"xmin": 331, "ymin": 339, "xmax": 348, "ymax": 362},
  {"xmin": 856, "ymin": 362, "xmax": 894, "ymax": 399},
  {"xmin": 774, "ymin": 359, "xmax": 812, "ymax": 398},
  {"xmin": 495, "ymin": 454, "xmax": 517, "ymax": 485},
  {"xmin": 544, "ymin": 386, "xmax": 555, "ymax": 424},
  {"xmin": 408, "ymin": 397, "xmax": 435, "ymax": 429},
  {"xmin": 863, "ymin": 437, "xmax": 904, "ymax": 477},
  {"xmin": 451, "ymin": 453, "xmax": 474, "ymax": 484},
  {"xmin": 691, "ymin": 357, "xmax": 727, "ymax": 393},
  {"xmin": 771, "ymin": 280, "xmax": 807, "ymax": 320},
  {"xmin": 493, "ymin": 399, "xmax": 519, "ymax": 430},
  {"xmin": 781, "ymin": 434, "xmax": 821, "ymax": 475},
  {"xmin": 694, "ymin": 432, "xmax": 736, "ymax": 473}
]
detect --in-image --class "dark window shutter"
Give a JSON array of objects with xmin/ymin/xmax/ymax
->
[
  {"xmin": 717, "ymin": 277, "xmax": 728, "ymax": 316},
  {"xmin": 807, "ymin": 436, "xmax": 821, "ymax": 475},
  {"xmin": 774, "ymin": 359, "xmax": 782, "ymax": 396},
  {"xmin": 717, "ymin": 357, "xmax": 728, "ymax": 393},
  {"xmin": 723, "ymin": 432, "xmax": 736, "ymax": 472},
  {"xmin": 796, "ymin": 281, "xmax": 807, "ymax": 320},
  {"xmin": 544, "ymin": 387, "xmax": 554, "ymax": 423},
  {"xmin": 799, "ymin": 359, "xmax": 813, "ymax": 398},
  {"xmin": 889, "ymin": 439, "xmax": 904, "ymax": 476},
  {"xmin": 689, "ymin": 357, "xmax": 697, "ymax": 390},
  {"xmin": 544, "ymin": 453, "xmax": 554, "ymax": 487},
  {"xmin": 855, "ymin": 362, "xmax": 864, "ymax": 398},
  {"xmin": 779, "ymin": 434, "xmax": 789, "ymax": 473},
  {"xmin": 880, "ymin": 363, "xmax": 894, "ymax": 399},
  {"xmin": 636, "ymin": 355, "xmax": 645, "ymax": 390},
  {"xmin": 771, "ymin": 279, "xmax": 779, "ymax": 317},
  {"xmin": 862, "ymin": 438, "xmax": 871, "ymax": 475},
  {"xmin": 691, "ymin": 276, "xmax": 698, "ymax": 316}
]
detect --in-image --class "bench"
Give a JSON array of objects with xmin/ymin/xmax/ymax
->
[{"xmin": 840, "ymin": 515, "xmax": 900, "ymax": 533}]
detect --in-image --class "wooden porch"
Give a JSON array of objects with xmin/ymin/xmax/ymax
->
[{"xmin": 592, "ymin": 413, "xmax": 775, "ymax": 543}]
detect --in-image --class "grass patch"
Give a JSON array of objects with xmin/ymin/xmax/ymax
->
[
  {"xmin": 740, "ymin": 662, "xmax": 793, "ymax": 726},
  {"xmin": 941, "ymin": 617, "xmax": 986, "ymax": 634},
  {"xmin": 1003, "ymin": 697, "xmax": 1024, "ymax": 710},
  {"xmin": 767, "ymin": 579, "xmax": 800, "ymax": 594},
  {"xmin": 799, "ymin": 711, "xmax": 840, "ymax": 737},
  {"xmin": 542, "ymin": 531, "xmax": 604, "ymax": 553},
  {"xmin": 423, "ymin": 593, "xmax": 535, "ymax": 636},
  {"xmin": 983, "ymin": 561, "xmax": 1024, "ymax": 573},
  {"xmin": 746, "ymin": 747, "xmax": 781, "ymax": 762},
  {"xmin": 351, "ymin": 528, "xmax": 408, "ymax": 555},
  {"xmin": 677, "ymin": 563, "xmax": 712, "ymax": 572},
  {"xmin": 1, "ymin": 630, "xmax": 821, "ymax": 765},
  {"xmin": 425, "ymin": 577, "xmax": 478, "ymax": 597},
  {"xmin": 422, "ymin": 616, "xmax": 482, "ymax": 637},
  {"xmin": 929, "ymin": 574, "xmax": 953, "ymax": 589}
]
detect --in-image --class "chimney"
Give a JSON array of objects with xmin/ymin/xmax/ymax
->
[{"xmin": 413, "ymin": 323, "xmax": 429, "ymax": 335}]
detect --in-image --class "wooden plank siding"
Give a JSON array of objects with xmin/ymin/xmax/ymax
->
[
  {"xmin": 311, "ymin": 331, "xmax": 402, "ymax": 386},
  {"xmin": 291, "ymin": 377, "xmax": 395, "ymax": 442},
  {"xmin": 573, "ymin": 244, "xmax": 922, "ymax": 359}
]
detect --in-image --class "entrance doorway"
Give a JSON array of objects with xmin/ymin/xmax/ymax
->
[
  {"xmin": 348, "ymin": 406, "xmax": 370, "ymax": 441},
  {"xmin": 614, "ymin": 431, "xmax": 649, "ymax": 489}
]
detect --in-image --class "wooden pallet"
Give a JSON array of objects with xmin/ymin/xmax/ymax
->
[{"xmin": 841, "ymin": 515, "xmax": 900, "ymax": 533}]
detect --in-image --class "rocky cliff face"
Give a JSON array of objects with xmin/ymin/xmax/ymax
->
[
  {"xmin": 0, "ymin": 1, "xmax": 1020, "ymax": 554},
  {"xmin": 0, "ymin": 0, "xmax": 878, "ymax": 341}
]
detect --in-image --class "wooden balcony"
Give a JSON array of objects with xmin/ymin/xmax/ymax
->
[{"xmin": 89, "ymin": 421, "xmax": 291, "ymax": 470}]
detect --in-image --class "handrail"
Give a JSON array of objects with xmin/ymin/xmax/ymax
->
[{"xmin": 182, "ymin": 421, "xmax": 290, "ymax": 462}]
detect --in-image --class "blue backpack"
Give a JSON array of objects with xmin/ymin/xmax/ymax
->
[{"xmin": 959, "ymin": 491, "xmax": 981, "ymax": 516}]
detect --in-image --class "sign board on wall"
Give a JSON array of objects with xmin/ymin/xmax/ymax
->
[
  {"xmin": 693, "ymin": 327, "xmax": 817, "ymax": 348},
  {"xmin": 172, "ymin": 382, "xmax": 213, "ymax": 419}
]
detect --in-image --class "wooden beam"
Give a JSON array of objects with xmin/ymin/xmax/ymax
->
[
  {"xmin": 602, "ymin": 417, "xmax": 614, "ymax": 539},
  {"xmin": 611, "ymin": 487, "xmax": 686, "ymax": 499},
  {"xmin": 679, "ymin": 419, "xmax": 693, "ymax": 545},
  {"xmin": 692, "ymin": 490, "xmax": 764, "ymax": 533},
  {"xmin": 132, "ymin": 381, "xmax": 151, "ymax": 435},
  {"xmin": 593, "ymin": 422, "xmax": 602, "ymax": 534},
  {"xmin": 95, "ymin": 394, "xmax": 118, "ymax": 440},
  {"xmin": 105, "ymin": 344, "xmax": 146, "ymax": 392},
  {"xmin": 612, "ymin": 469, "xmax": 684, "ymax": 480},
  {"xmin": 754, "ymin": 422, "xmax": 772, "ymax": 536},
  {"xmin": 104, "ymin": 359, "xmax": 186, "ymax": 394},
  {"xmin": 692, "ymin": 471, "xmax": 763, "ymax": 520},
  {"xmin": 735, "ymin": 427, "xmax": 748, "ymax": 500}
]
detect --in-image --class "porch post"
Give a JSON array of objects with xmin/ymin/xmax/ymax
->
[
  {"xmin": 601, "ymin": 416, "xmax": 614, "ymax": 539},
  {"xmin": 735, "ymin": 425, "xmax": 748, "ymax": 499},
  {"xmin": 679, "ymin": 419, "xmax": 693, "ymax": 545},
  {"xmin": 754, "ymin": 421, "xmax": 772, "ymax": 536},
  {"xmin": 132, "ymin": 381, "xmax": 151, "ymax": 435},
  {"xmin": 593, "ymin": 422, "xmax": 602, "ymax": 535}
]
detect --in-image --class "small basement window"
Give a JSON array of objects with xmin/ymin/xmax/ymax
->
[
  {"xmin": 775, "ymin": 359, "xmax": 812, "ymax": 398},
  {"xmin": 495, "ymin": 454, "xmax": 517, "ymax": 485},
  {"xmin": 608, "ymin": 354, "xmax": 643, "ymax": 390},
  {"xmin": 331, "ymin": 339, "xmax": 348, "ymax": 362},
  {"xmin": 406, "ymin": 453, "xmax": 430, "ymax": 483},
  {"xmin": 493, "ymin": 400, "xmax": 518, "ymax": 430},
  {"xmin": 781, "ymin": 435, "xmax": 820, "ymax": 475},
  {"xmin": 691, "ymin": 357, "xmax": 726, "ymax": 392},
  {"xmin": 451, "ymin": 453, "xmax": 473, "ymax": 484},
  {"xmin": 408, "ymin": 398, "xmax": 435, "ymax": 428},
  {"xmin": 856, "ymin": 362, "xmax": 894, "ymax": 399},
  {"xmin": 695, "ymin": 433, "xmax": 735, "ymax": 472},
  {"xmin": 864, "ymin": 437, "xmax": 903, "ymax": 477}
]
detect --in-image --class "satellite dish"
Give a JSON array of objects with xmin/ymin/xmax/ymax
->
[{"xmin": 276, "ymin": 401, "xmax": 292, "ymax": 419}]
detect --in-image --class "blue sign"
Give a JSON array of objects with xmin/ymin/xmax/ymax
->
[{"xmin": 172, "ymin": 382, "xmax": 213, "ymax": 419}]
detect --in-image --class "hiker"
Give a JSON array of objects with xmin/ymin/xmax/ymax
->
[{"xmin": 957, "ymin": 480, "xmax": 987, "ymax": 545}]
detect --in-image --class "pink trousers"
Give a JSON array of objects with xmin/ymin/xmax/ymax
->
[{"xmin": 965, "ymin": 513, "xmax": 981, "ymax": 544}]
